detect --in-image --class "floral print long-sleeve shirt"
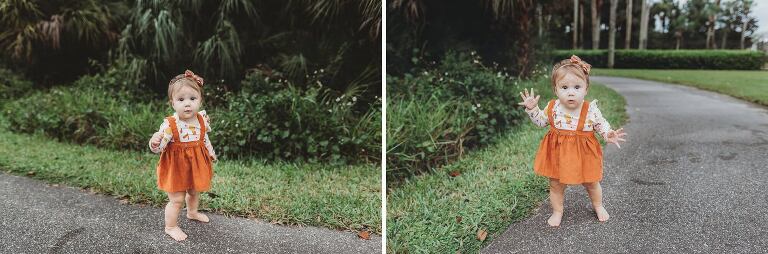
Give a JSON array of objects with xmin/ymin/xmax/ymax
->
[
  {"xmin": 525, "ymin": 100, "xmax": 613, "ymax": 139},
  {"xmin": 148, "ymin": 110, "xmax": 216, "ymax": 158}
]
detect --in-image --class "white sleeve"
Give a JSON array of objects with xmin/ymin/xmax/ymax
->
[
  {"xmin": 149, "ymin": 119, "xmax": 173, "ymax": 153},
  {"xmin": 525, "ymin": 103, "xmax": 549, "ymax": 128},
  {"xmin": 589, "ymin": 100, "xmax": 613, "ymax": 139}
]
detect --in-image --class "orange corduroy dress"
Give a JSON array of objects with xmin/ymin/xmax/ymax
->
[
  {"xmin": 533, "ymin": 100, "xmax": 603, "ymax": 184},
  {"xmin": 156, "ymin": 113, "xmax": 214, "ymax": 193}
]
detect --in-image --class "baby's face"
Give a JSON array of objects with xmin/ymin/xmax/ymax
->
[
  {"xmin": 555, "ymin": 72, "xmax": 588, "ymax": 110},
  {"xmin": 171, "ymin": 85, "xmax": 202, "ymax": 120}
]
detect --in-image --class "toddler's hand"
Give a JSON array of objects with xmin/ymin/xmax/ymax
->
[
  {"xmin": 605, "ymin": 128, "xmax": 627, "ymax": 149},
  {"xmin": 150, "ymin": 132, "xmax": 163, "ymax": 148},
  {"xmin": 517, "ymin": 88, "xmax": 540, "ymax": 110}
]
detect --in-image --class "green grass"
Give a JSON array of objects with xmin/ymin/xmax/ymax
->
[
  {"xmin": 593, "ymin": 68, "xmax": 768, "ymax": 106},
  {"xmin": 0, "ymin": 116, "xmax": 381, "ymax": 233},
  {"xmin": 386, "ymin": 81, "xmax": 628, "ymax": 253}
]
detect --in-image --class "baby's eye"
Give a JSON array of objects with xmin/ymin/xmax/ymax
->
[
  {"xmin": 191, "ymin": 97, "xmax": 197, "ymax": 101},
  {"xmin": 561, "ymin": 86, "xmax": 567, "ymax": 89},
  {"xmin": 178, "ymin": 98, "xmax": 184, "ymax": 101},
  {"xmin": 575, "ymin": 85, "xmax": 581, "ymax": 89}
]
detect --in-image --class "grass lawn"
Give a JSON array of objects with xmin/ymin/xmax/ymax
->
[
  {"xmin": 593, "ymin": 68, "xmax": 768, "ymax": 106},
  {"xmin": 0, "ymin": 116, "xmax": 381, "ymax": 234},
  {"xmin": 386, "ymin": 80, "xmax": 628, "ymax": 253}
]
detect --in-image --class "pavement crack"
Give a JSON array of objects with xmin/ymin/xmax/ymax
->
[{"xmin": 49, "ymin": 227, "xmax": 85, "ymax": 253}]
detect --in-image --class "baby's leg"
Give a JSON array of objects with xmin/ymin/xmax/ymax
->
[
  {"xmin": 547, "ymin": 178, "xmax": 566, "ymax": 227},
  {"xmin": 185, "ymin": 190, "xmax": 210, "ymax": 223},
  {"xmin": 164, "ymin": 191, "xmax": 188, "ymax": 241},
  {"xmin": 582, "ymin": 182, "xmax": 609, "ymax": 222}
]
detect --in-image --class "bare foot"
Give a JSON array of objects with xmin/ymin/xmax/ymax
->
[
  {"xmin": 547, "ymin": 211, "xmax": 563, "ymax": 227},
  {"xmin": 186, "ymin": 212, "xmax": 210, "ymax": 223},
  {"xmin": 595, "ymin": 206, "xmax": 610, "ymax": 222},
  {"xmin": 165, "ymin": 226, "xmax": 188, "ymax": 241}
]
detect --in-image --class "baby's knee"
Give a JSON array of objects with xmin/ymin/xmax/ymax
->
[
  {"xmin": 168, "ymin": 199, "xmax": 184, "ymax": 209},
  {"xmin": 581, "ymin": 182, "xmax": 599, "ymax": 190}
]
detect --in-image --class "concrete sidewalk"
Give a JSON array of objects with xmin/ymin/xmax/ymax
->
[
  {"xmin": 0, "ymin": 172, "xmax": 380, "ymax": 253},
  {"xmin": 483, "ymin": 76, "xmax": 768, "ymax": 253}
]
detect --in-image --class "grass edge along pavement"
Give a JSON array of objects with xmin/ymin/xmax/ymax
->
[
  {"xmin": 592, "ymin": 68, "xmax": 768, "ymax": 106},
  {"xmin": 0, "ymin": 117, "xmax": 382, "ymax": 234},
  {"xmin": 386, "ymin": 82, "xmax": 628, "ymax": 253}
]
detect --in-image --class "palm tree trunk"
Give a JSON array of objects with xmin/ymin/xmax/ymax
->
[
  {"xmin": 721, "ymin": 28, "xmax": 728, "ymax": 49},
  {"xmin": 516, "ymin": 0, "xmax": 534, "ymax": 78},
  {"xmin": 740, "ymin": 21, "xmax": 747, "ymax": 49},
  {"xmin": 707, "ymin": 0, "xmax": 721, "ymax": 49},
  {"xmin": 608, "ymin": 0, "xmax": 617, "ymax": 68},
  {"xmin": 537, "ymin": 3, "xmax": 543, "ymax": 37},
  {"xmin": 638, "ymin": 0, "xmax": 650, "ymax": 49},
  {"xmin": 573, "ymin": 0, "xmax": 579, "ymax": 49},
  {"xmin": 625, "ymin": 0, "xmax": 632, "ymax": 49},
  {"xmin": 580, "ymin": 3, "xmax": 585, "ymax": 49},
  {"xmin": 591, "ymin": 0, "xmax": 601, "ymax": 49}
]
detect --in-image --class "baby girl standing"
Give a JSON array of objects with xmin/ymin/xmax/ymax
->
[
  {"xmin": 149, "ymin": 70, "xmax": 218, "ymax": 241},
  {"xmin": 517, "ymin": 55, "xmax": 627, "ymax": 227}
]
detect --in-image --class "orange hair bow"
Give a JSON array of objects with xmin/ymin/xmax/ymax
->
[
  {"xmin": 569, "ymin": 55, "xmax": 591, "ymax": 75},
  {"xmin": 184, "ymin": 70, "xmax": 205, "ymax": 87}
]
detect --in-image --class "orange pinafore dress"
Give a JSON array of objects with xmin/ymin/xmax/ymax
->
[
  {"xmin": 156, "ymin": 113, "xmax": 214, "ymax": 192},
  {"xmin": 533, "ymin": 100, "xmax": 603, "ymax": 184}
]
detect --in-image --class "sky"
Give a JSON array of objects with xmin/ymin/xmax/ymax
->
[{"xmin": 752, "ymin": 0, "xmax": 768, "ymax": 40}]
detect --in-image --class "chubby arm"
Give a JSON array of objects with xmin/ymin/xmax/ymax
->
[
  {"xmin": 525, "ymin": 104, "xmax": 549, "ymax": 127},
  {"xmin": 590, "ymin": 100, "xmax": 627, "ymax": 148},
  {"xmin": 518, "ymin": 88, "xmax": 549, "ymax": 127},
  {"xmin": 589, "ymin": 100, "xmax": 612, "ymax": 139},
  {"xmin": 200, "ymin": 111, "xmax": 218, "ymax": 161},
  {"xmin": 149, "ymin": 119, "xmax": 172, "ymax": 153}
]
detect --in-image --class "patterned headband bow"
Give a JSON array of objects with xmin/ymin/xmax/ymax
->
[
  {"xmin": 569, "ymin": 55, "xmax": 591, "ymax": 75},
  {"xmin": 183, "ymin": 70, "xmax": 204, "ymax": 87}
]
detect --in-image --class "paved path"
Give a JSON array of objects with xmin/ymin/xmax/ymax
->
[
  {"xmin": 483, "ymin": 76, "xmax": 768, "ymax": 253},
  {"xmin": 0, "ymin": 173, "xmax": 380, "ymax": 253}
]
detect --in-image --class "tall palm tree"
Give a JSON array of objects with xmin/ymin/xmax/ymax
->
[
  {"xmin": 625, "ymin": 0, "xmax": 632, "ymax": 49},
  {"xmin": 608, "ymin": 0, "xmax": 617, "ymax": 68}
]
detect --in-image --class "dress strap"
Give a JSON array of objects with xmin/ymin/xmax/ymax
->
[
  {"xmin": 576, "ymin": 100, "xmax": 590, "ymax": 131},
  {"xmin": 166, "ymin": 116, "xmax": 180, "ymax": 143},
  {"xmin": 546, "ymin": 100, "xmax": 556, "ymax": 128},
  {"xmin": 196, "ymin": 113, "xmax": 206, "ymax": 145}
]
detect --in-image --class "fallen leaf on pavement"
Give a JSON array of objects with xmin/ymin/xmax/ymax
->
[{"xmin": 357, "ymin": 230, "xmax": 371, "ymax": 240}]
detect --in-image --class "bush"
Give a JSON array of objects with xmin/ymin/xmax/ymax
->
[
  {"xmin": 3, "ymin": 85, "xmax": 166, "ymax": 151},
  {"xmin": 0, "ymin": 68, "xmax": 34, "ymax": 103},
  {"xmin": 387, "ymin": 51, "xmax": 531, "ymax": 179},
  {"xmin": 553, "ymin": 50, "xmax": 767, "ymax": 70},
  {"xmin": 211, "ymin": 71, "xmax": 381, "ymax": 163}
]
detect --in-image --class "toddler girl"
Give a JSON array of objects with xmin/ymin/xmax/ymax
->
[
  {"xmin": 517, "ymin": 55, "xmax": 627, "ymax": 227},
  {"xmin": 149, "ymin": 70, "xmax": 217, "ymax": 241}
]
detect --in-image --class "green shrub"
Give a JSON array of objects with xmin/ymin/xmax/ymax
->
[
  {"xmin": 553, "ymin": 50, "xmax": 766, "ymax": 70},
  {"xmin": 3, "ymin": 85, "xmax": 166, "ymax": 151},
  {"xmin": 212, "ymin": 71, "xmax": 381, "ymax": 163},
  {"xmin": 3, "ymin": 61, "xmax": 380, "ymax": 164},
  {"xmin": 387, "ymin": 51, "xmax": 531, "ymax": 179},
  {"xmin": 0, "ymin": 68, "xmax": 34, "ymax": 103}
]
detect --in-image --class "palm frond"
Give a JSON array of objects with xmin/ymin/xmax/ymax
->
[{"xmin": 359, "ymin": 0, "xmax": 381, "ymax": 40}]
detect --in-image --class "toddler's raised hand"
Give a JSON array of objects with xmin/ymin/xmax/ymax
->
[
  {"xmin": 517, "ymin": 88, "xmax": 540, "ymax": 110},
  {"xmin": 150, "ymin": 132, "xmax": 163, "ymax": 148},
  {"xmin": 605, "ymin": 128, "xmax": 627, "ymax": 149}
]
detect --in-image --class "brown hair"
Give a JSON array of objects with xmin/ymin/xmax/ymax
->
[
  {"xmin": 551, "ymin": 55, "xmax": 591, "ymax": 92},
  {"xmin": 167, "ymin": 70, "xmax": 205, "ymax": 104}
]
